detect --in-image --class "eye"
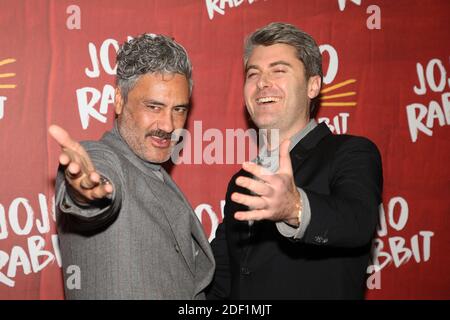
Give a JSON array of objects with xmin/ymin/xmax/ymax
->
[
  {"xmin": 274, "ymin": 69, "xmax": 286, "ymax": 74},
  {"xmin": 246, "ymin": 71, "xmax": 259, "ymax": 79},
  {"xmin": 174, "ymin": 106, "xmax": 188, "ymax": 114},
  {"xmin": 146, "ymin": 105, "xmax": 161, "ymax": 112}
]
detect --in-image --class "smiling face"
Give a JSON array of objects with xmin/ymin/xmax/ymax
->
[
  {"xmin": 115, "ymin": 72, "xmax": 190, "ymax": 163},
  {"xmin": 244, "ymin": 43, "xmax": 321, "ymax": 140}
]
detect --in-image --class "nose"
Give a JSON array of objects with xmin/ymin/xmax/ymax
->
[
  {"xmin": 257, "ymin": 73, "xmax": 272, "ymax": 90},
  {"xmin": 157, "ymin": 110, "xmax": 174, "ymax": 133}
]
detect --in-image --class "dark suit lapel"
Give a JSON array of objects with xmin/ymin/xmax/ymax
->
[
  {"xmin": 229, "ymin": 170, "xmax": 257, "ymax": 258},
  {"xmin": 244, "ymin": 124, "xmax": 332, "ymax": 263},
  {"xmin": 291, "ymin": 123, "xmax": 332, "ymax": 175}
]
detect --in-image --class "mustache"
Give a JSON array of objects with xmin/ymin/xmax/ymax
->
[{"xmin": 146, "ymin": 129, "xmax": 172, "ymax": 140}]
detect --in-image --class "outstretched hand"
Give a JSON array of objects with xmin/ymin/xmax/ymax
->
[
  {"xmin": 49, "ymin": 124, "xmax": 113, "ymax": 204},
  {"xmin": 232, "ymin": 140, "xmax": 301, "ymax": 226}
]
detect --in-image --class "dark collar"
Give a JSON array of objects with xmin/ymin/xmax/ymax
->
[{"xmin": 290, "ymin": 122, "xmax": 332, "ymax": 173}]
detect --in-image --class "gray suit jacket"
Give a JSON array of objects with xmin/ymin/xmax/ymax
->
[{"xmin": 55, "ymin": 124, "xmax": 215, "ymax": 299}]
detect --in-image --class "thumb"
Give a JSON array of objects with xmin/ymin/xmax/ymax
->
[
  {"xmin": 278, "ymin": 139, "xmax": 293, "ymax": 175},
  {"xmin": 49, "ymin": 124, "xmax": 95, "ymax": 173},
  {"xmin": 48, "ymin": 124, "xmax": 77, "ymax": 150}
]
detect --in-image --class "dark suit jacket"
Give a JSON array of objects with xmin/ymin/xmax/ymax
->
[{"xmin": 207, "ymin": 123, "xmax": 383, "ymax": 299}]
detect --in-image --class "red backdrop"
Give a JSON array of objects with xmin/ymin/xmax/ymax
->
[{"xmin": 0, "ymin": 0, "xmax": 449, "ymax": 299}]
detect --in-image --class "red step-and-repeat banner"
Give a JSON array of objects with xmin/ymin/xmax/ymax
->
[{"xmin": 0, "ymin": 0, "xmax": 449, "ymax": 299}]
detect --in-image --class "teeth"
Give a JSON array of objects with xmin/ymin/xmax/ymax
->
[{"xmin": 256, "ymin": 96, "xmax": 281, "ymax": 104}]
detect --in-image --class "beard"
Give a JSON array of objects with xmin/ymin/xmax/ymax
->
[{"xmin": 117, "ymin": 116, "xmax": 173, "ymax": 164}]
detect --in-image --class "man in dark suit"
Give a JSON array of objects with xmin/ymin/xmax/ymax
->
[{"xmin": 207, "ymin": 22, "xmax": 383, "ymax": 299}]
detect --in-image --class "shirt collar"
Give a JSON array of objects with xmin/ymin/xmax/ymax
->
[
  {"xmin": 288, "ymin": 119, "xmax": 318, "ymax": 152},
  {"xmin": 255, "ymin": 119, "xmax": 318, "ymax": 172}
]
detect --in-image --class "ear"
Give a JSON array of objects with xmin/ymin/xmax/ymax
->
[
  {"xmin": 307, "ymin": 75, "xmax": 321, "ymax": 99},
  {"xmin": 115, "ymin": 87, "xmax": 124, "ymax": 115}
]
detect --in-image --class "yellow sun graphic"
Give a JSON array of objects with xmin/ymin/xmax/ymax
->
[
  {"xmin": 320, "ymin": 79, "xmax": 357, "ymax": 107},
  {"xmin": 0, "ymin": 58, "xmax": 16, "ymax": 89}
]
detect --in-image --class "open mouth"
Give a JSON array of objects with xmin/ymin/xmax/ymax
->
[
  {"xmin": 149, "ymin": 136, "xmax": 171, "ymax": 148},
  {"xmin": 256, "ymin": 96, "xmax": 282, "ymax": 105}
]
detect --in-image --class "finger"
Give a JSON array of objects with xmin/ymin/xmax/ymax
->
[
  {"xmin": 234, "ymin": 209, "xmax": 268, "ymax": 221},
  {"xmin": 231, "ymin": 192, "xmax": 267, "ymax": 210},
  {"xmin": 66, "ymin": 162, "xmax": 81, "ymax": 179},
  {"xmin": 48, "ymin": 125, "xmax": 78, "ymax": 150},
  {"xmin": 50, "ymin": 125, "xmax": 96, "ymax": 173},
  {"xmin": 87, "ymin": 172, "xmax": 114, "ymax": 196},
  {"xmin": 58, "ymin": 152, "xmax": 71, "ymax": 166},
  {"xmin": 89, "ymin": 171, "xmax": 100, "ymax": 184},
  {"xmin": 79, "ymin": 175, "xmax": 98, "ymax": 190},
  {"xmin": 90, "ymin": 184, "xmax": 113, "ymax": 200},
  {"xmin": 103, "ymin": 183, "xmax": 114, "ymax": 194},
  {"xmin": 241, "ymin": 162, "xmax": 273, "ymax": 182},
  {"xmin": 89, "ymin": 172, "xmax": 114, "ymax": 195},
  {"xmin": 278, "ymin": 139, "xmax": 293, "ymax": 175},
  {"xmin": 235, "ymin": 176, "xmax": 272, "ymax": 196}
]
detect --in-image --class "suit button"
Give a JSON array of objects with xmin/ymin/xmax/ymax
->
[
  {"xmin": 241, "ymin": 267, "xmax": 251, "ymax": 275},
  {"xmin": 174, "ymin": 244, "xmax": 180, "ymax": 253}
]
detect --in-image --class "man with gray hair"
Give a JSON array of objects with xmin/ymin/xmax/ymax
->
[
  {"xmin": 49, "ymin": 34, "xmax": 214, "ymax": 299},
  {"xmin": 207, "ymin": 22, "xmax": 382, "ymax": 299}
]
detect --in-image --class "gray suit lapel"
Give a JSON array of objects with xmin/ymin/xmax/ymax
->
[
  {"xmin": 102, "ymin": 123, "xmax": 214, "ymax": 291},
  {"xmin": 102, "ymin": 125, "xmax": 197, "ymax": 275},
  {"xmin": 146, "ymin": 174, "xmax": 196, "ymax": 276},
  {"xmin": 161, "ymin": 169, "xmax": 215, "ymax": 263},
  {"xmin": 161, "ymin": 170, "xmax": 215, "ymax": 293}
]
